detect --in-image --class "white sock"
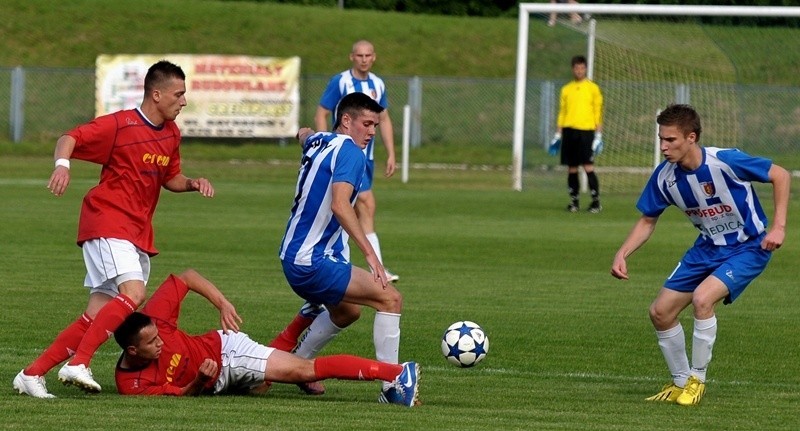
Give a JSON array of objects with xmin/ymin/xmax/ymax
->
[
  {"xmin": 366, "ymin": 232, "xmax": 384, "ymax": 264},
  {"xmin": 656, "ymin": 323, "xmax": 690, "ymax": 387},
  {"xmin": 293, "ymin": 310, "xmax": 342, "ymax": 359},
  {"xmin": 374, "ymin": 311, "xmax": 401, "ymax": 390},
  {"xmin": 690, "ymin": 315, "xmax": 717, "ymax": 383}
]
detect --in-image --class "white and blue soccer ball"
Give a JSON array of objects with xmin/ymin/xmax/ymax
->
[{"xmin": 441, "ymin": 320, "xmax": 489, "ymax": 367}]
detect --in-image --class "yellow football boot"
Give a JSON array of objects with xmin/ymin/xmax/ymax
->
[
  {"xmin": 645, "ymin": 382, "xmax": 683, "ymax": 402},
  {"xmin": 676, "ymin": 376, "xmax": 705, "ymax": 406}
]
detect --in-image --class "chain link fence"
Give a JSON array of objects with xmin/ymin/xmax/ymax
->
[
  {"xmin": 2, "ymin": 66, "xmax": 799, "ymax": 177},
  {"xmin": 1, "ymin": 67, "xmax": 515, "ymax": 157}
]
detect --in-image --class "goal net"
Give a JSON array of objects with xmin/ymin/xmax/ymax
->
[{"xmin": 512, "ymin": 4, "xmax": 800, "ymax": 193}]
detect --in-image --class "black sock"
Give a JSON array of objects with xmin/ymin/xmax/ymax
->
[
  {"xmin": 568, "ymin": 173, "xmax": 579, "ymax": 203},
  {"xmin": 587, "ymin": 171, "xmax": 599, "ymax": 201}
]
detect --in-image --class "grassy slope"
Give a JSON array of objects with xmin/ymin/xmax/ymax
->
[
  {"xmin": 0, "ymin": 0, "xmax": 524, "ymax": 78},
  {"xmin": 3, "ymin": 0, "xmax": 798, "ymax": 82}
]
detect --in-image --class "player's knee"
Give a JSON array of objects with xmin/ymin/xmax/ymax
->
[
  {"xmin": 648, "ymin": 304, "xmax": 672, "ymax": 328},
  {"xmin": 378, "ymin": 288, "xmax": 403, "ymax": 313},
  {"xmin": 121, "ymin": 288, "xmax": 147, "ymax": 306},
  {"xmin": 281, "ymin": 358, "xmax": 316, "ymax": 382},
  {"xmin": 330, "ymin": 306, "xmax": 361, "ymax": 327},
  {"xmin": 691, "ymin": 295, "xmax": 716, "ymax": 318}
]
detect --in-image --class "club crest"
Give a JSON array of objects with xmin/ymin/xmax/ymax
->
[{"xmin": 700, "ymin": 181, "xmax": 715, "ymax": 197}]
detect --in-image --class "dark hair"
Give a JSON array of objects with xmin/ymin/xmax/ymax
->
[
  {"xmin": 333, "ymin": 92, "xmax": 384, "ymax": 129},
  {"xmin": 657, "ymin": 104, "xmax": 703, "ymax": 142},
  {"xmin": 571, "ymin": 55, "xmax": 587, "ymax": 67},
  {"xmin": 144, "ymin": 60, "xmax": 186, "ymax": 94},
  {"xmin": 114, "ymin": 312, "xmax": 153, "ymax": 350}
]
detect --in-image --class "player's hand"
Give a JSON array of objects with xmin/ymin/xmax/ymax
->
[
  {"xmin": 218, "ymin": 300, "xmax": 242, "ymax": 334},
  {"xmin": 191, "ymin": 177, "xmax": 214, "ymax": 198},
  {"xmin": 198, "ymin": 358, "xmax": 218, "ymax": 382},
  {"xmin": 296, "ymin": 127, "xmax": 314, "ymax": 143},
  {"xmin": 610, "ymin": 255, "xmax": 629, "ymax": 280},
  {"xmin": 367, "ymin": 255, "xmax": 388, "ymax": 288},
  {"xmin": 48, "ymin": 166, "xmax": 71, "ymax": 197},
  {"xmin": 548, "ymin": 133, "xmax": 562, "ymax": 156},
  {"xmin": 761, "ymin": 226, "xmax": 785, "ymax": 251},
  {"xmin": 592, "ymin": 133, "xmax": 604, "ymax": 156},
  {"xmin": 384, "ymin": 155, "xmax": 396, "ymax": 178}
]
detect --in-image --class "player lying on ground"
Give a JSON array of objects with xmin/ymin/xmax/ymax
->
[{"xmin": 113, "ymin": 269, "xmax": 420, "ymax": 406}]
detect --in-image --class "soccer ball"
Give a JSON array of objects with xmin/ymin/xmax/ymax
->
[{"xmin": 441, "ymin": 320, "xmax": 489, "ymax": 367}]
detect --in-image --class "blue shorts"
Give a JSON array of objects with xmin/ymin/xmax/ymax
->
[
  {"xmin": 360, "ymin": 159, "xmax": 375, "ymax": 192},
  {"xmin": 664, "ymin": 234, "xmax": 771, "ymax": 304},
  {"xmin": 281, "ymin": 255, "xmax": 351, "ymax": 305}
]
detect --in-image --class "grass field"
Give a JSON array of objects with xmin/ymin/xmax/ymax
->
[{"xmin": 1, "ymin": 154, "xmax": 799, "ymax": 430}]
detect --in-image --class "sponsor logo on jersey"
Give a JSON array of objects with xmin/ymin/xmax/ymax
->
[
  {"xmin": 142, "ymin": 153, "xmax": 171, "ymax": 166},
  {"xmin": 166, "ymin": 353, "xmax": 182, "ymax": 383},
  {"xmin": 699, "ymin": 220, "xmax": 745, "ymax": 236},
  {"xmin": 685, "ymin": 204, "xmax": 733, "ymax": 218}
]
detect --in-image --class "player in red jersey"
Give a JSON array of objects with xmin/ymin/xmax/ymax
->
[
  {"xmin": 112, "ymin": 269, "xmax": 419, "ymax": 407},
  {"xmin": 13, "ymin": 60, "xmax": 214, "ymax": 399}
]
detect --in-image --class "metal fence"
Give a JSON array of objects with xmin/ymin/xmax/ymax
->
[
  {"xmin": 1, "ymin": 67, "xmax": 519, "ymax": 153},
  {"xmin": 3, "ymin": 66, "xmax": 800, "ymax": 173}
]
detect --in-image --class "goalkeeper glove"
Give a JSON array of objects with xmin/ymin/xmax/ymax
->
[
  {"xmin": 548, "ymin": 133, "xmax": 562, "ymax": 156},
  {"xmin": 592, "ymin": 133, "xmax": 604, "ymax": 156}
]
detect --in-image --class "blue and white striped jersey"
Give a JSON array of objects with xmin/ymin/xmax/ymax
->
[
  {"xmin": 318, "ymin": 69, "xmax": 388, "ymax": 161},
  {"xmin": 637, "ymin": 147, "xmax": 773, "ymax": 246},
  {"xmin": 279, "ymin": 132, "xmax": 366, "ymax": 266}
]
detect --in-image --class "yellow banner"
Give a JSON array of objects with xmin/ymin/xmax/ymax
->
[{"xmin": 96, "ymin": 54, "xmax": 300, "ymax": 138}]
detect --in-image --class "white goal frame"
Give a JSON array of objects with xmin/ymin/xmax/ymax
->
[{"xmin": 512, "ymin": 3, "xmax": 800, "ymax": 190}]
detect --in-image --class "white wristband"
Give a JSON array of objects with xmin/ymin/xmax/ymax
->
[{"xmin": 55, "ymin": 158, "xmax": 70, "ymax": 169}]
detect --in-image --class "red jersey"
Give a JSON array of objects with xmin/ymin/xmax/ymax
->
[
  {"xmin": 115, "ymin": 275, "xmax": 221, "ymax": 396},
  {"xmin": 67, "ymin": 109, "xmax": 182, "ymax": 255}
]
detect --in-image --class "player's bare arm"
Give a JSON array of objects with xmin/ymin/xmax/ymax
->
[
  {"xmin": 314, "ymin": 106, "xmax": 332, "ymax": 132},
  {"xmin": 180, "ymin": 358, "xmax": 218, "ymax": 396},
  {"xmin": 331, "ymin": 181, "xmax": 387, "ymax": 286},
  {"xmin": 48, "ymin": 135, "xmax": 77, "ymax": 197},
  {"xmin": 379, "ymin": 110, "xmax": 396, "ymax": 177},
  {"xmin": 178, "ymin": 269, "xmax": 242, "ymax": 334},
  {"xmin": 762, "ymin": 164, "xmax": 791, "ymax": 251},
  {"xmin": 296, "ymin": 127, "xmax": 315, "ymax": 144},
  {"xmin": 611, "ymin": 216, "xmax": 659, "ymax": 280},
  {"xmin": 163, "ymin": 174, "xmax": 214, "ymax": 197}
]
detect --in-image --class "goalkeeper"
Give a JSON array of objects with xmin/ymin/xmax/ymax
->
[{"xmin": 550, "ymin": 55, "xmax": 604, "ymax": 213}]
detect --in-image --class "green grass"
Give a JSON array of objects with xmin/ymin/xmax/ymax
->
[
  {"xmin": 0, "ymin": 0, "xmax": 525, "ymax": 78},
  {"xmin": 1, "ymin": 156, "xmax": 799, "ymax": 430},
  {"xmin": 3, "ymin": 0, "xmax": 799, "ymax": 84}
]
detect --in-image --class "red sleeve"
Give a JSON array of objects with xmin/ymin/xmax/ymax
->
[
  {"xmin": 141, "ymin": 274, "xmax": 188, "ymax": 326},
  {"xmin": 115, "ymin": 370, "xmax": 185, "ymax": 396},
  {"xmin": 67, "ymin": 114, "xmax": 118, "ymax": 164}
]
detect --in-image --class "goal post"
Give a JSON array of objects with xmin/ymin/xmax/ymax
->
[{"xmin": 512, "ymin": 3, "xmax": 800, "ymax": 191}]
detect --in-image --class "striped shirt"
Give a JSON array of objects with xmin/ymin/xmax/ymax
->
[
  {"xmin": 318, "ymin": 69, "xmax": 388, "ymax": 161},
  {"xmin": 557, "ymin": 79, "xmax": 603, "ymax": 131},
  {"xmin": 279, "ymin": 132, "xmax": 366, "ymax": 266},
  {"xmin": 637, "ymin": 147, "xmax": 772, "ymax": 246}
]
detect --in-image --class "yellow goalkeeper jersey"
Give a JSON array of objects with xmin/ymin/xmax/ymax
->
[{"xmin": 557, "ymin": 79, "xmax": 603, "ymax": 131}]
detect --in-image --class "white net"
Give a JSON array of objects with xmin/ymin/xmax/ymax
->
[{"xmin": 518, "ymin": 6, "xmax": 800, "ymax": 193}]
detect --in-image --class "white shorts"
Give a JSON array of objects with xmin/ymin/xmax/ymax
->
[
  {"xmin": 82, "ymin": 238, "xmax": 150, "ymax": 296},
  {"xmin": 213, "ymin": 330, "xmax": 275, "ymax": 394}
]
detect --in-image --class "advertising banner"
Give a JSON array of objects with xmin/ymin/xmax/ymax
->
[{"xmin": 96, "ymin": 54, "xmax": 300, "ymax": 138}]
